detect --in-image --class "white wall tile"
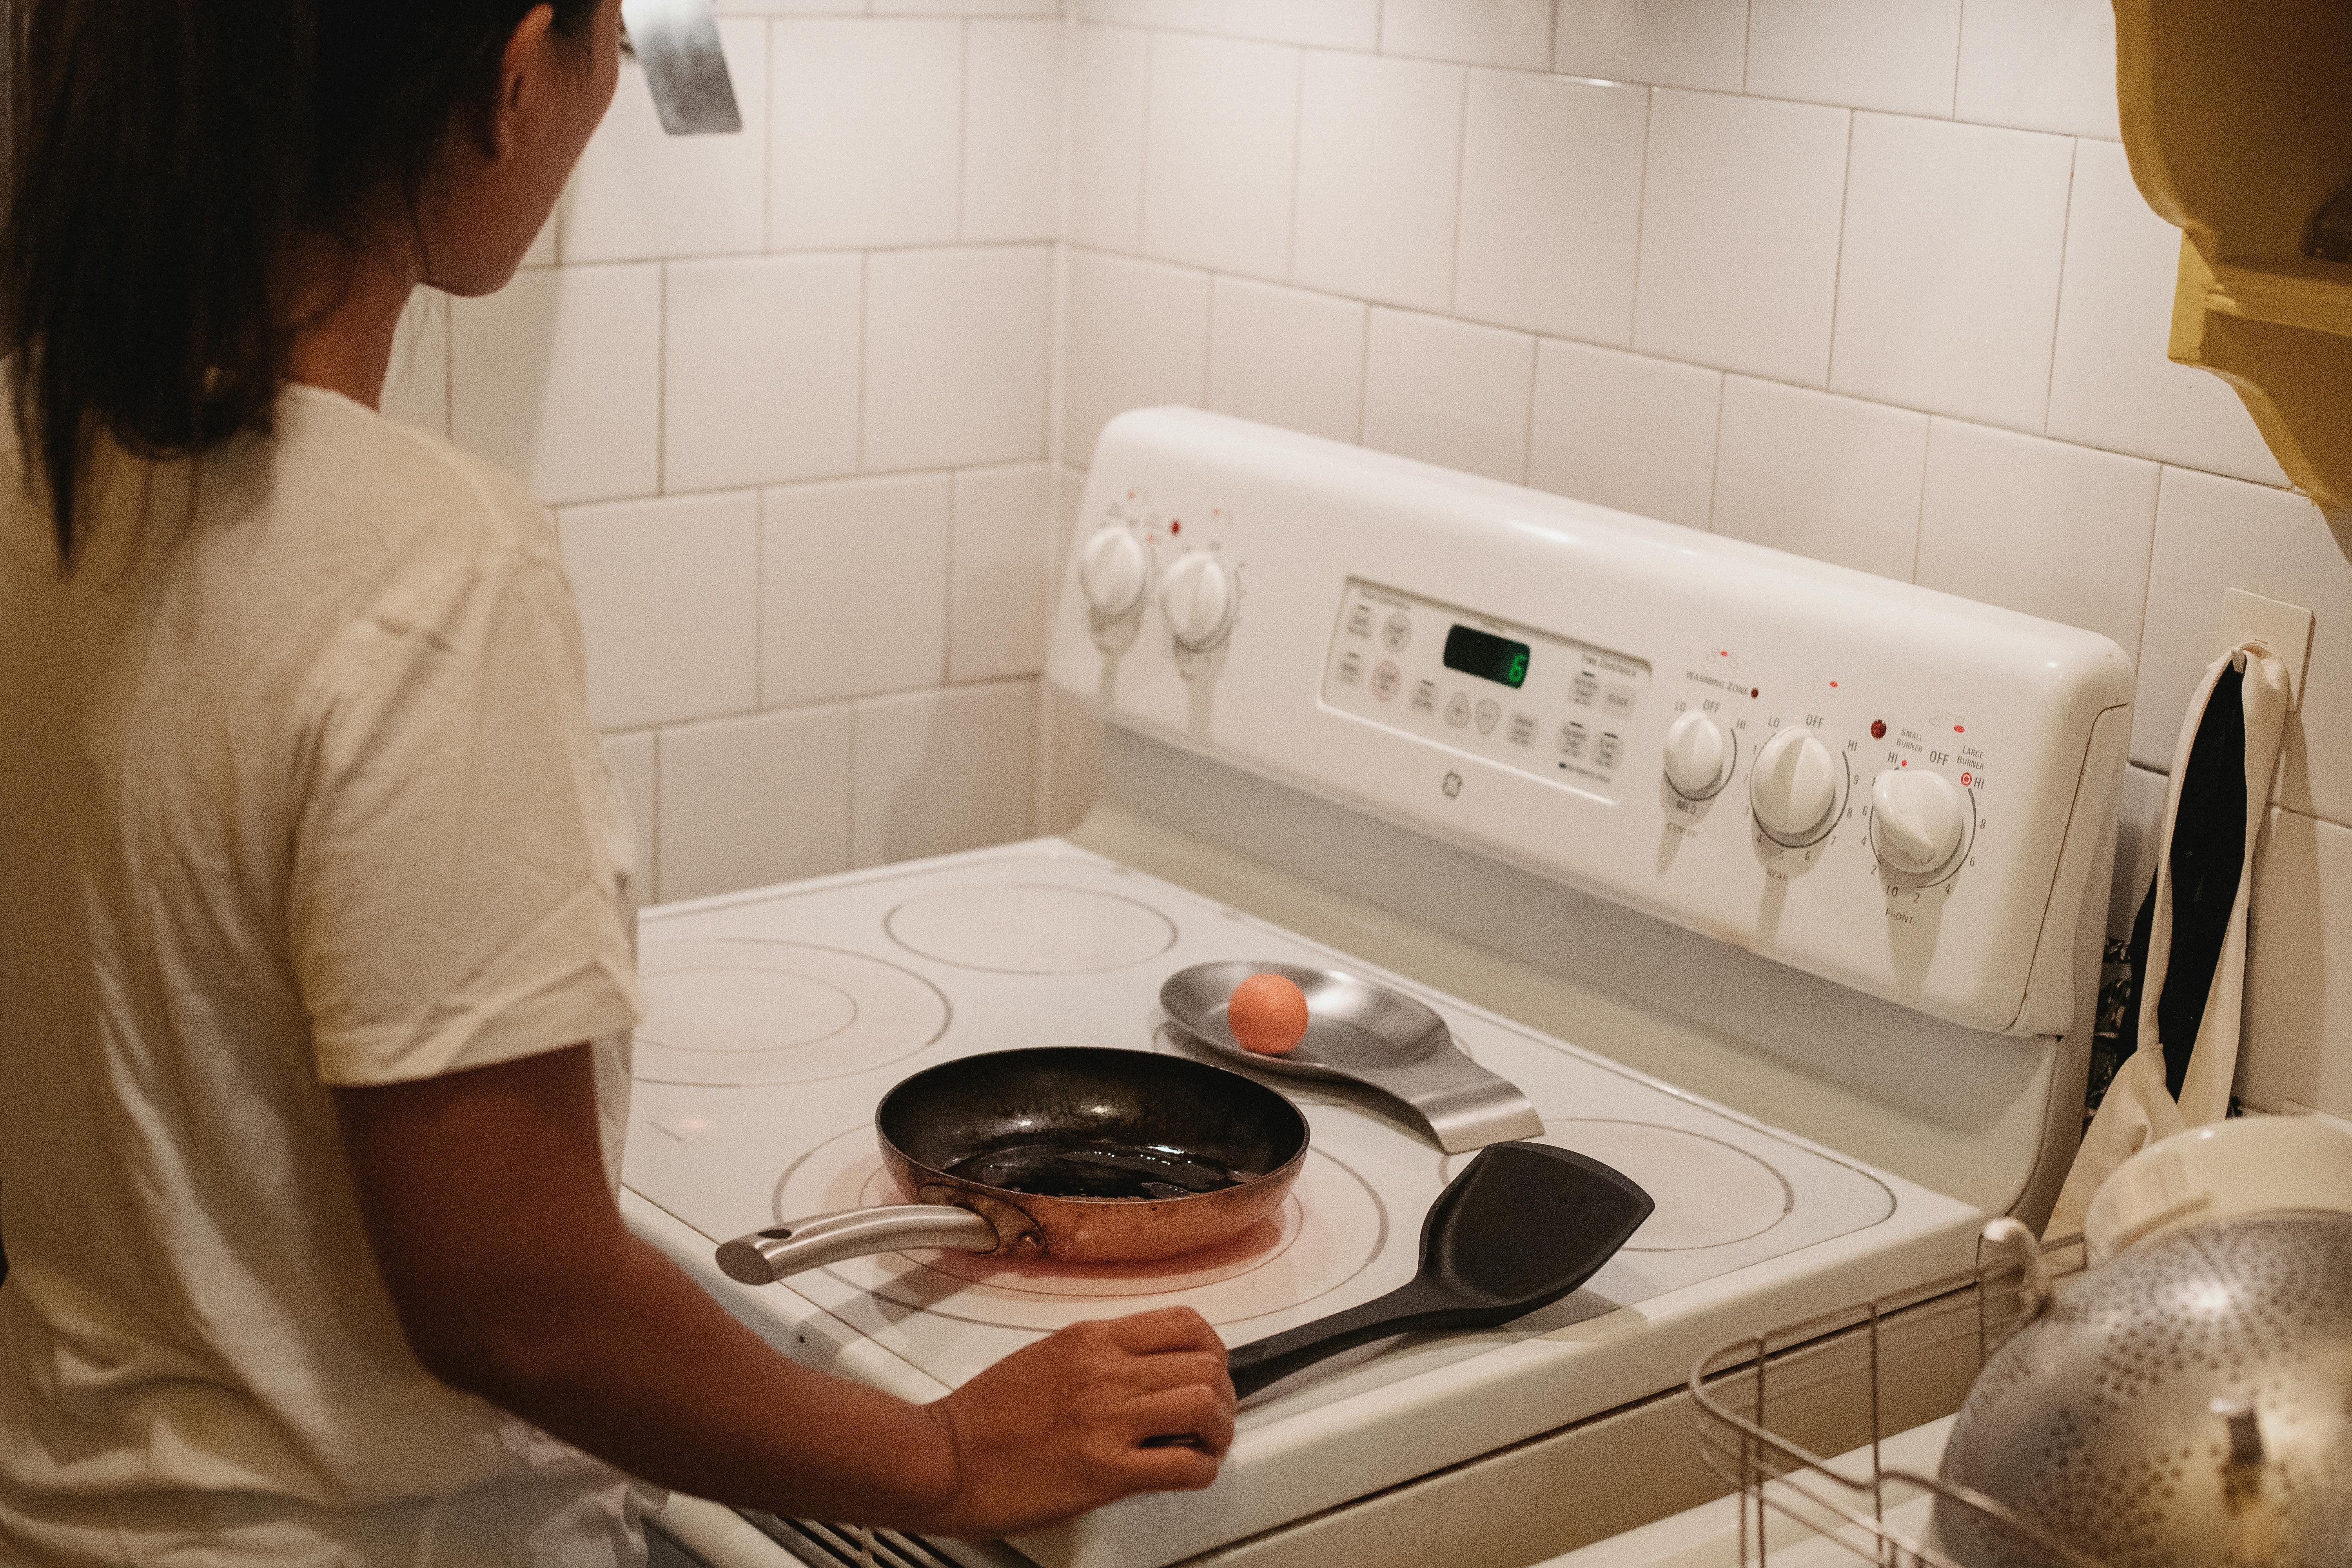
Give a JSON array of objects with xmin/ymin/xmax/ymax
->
[
  {"xmin": 1455, "ymin": 72, "xmax": 1647, "ymax": 345},
  {"xmin": 769, "ymin": 20, "xmax": 961, "ymax": 250},
  {"xmin": 450, "ymin": 264, "xmax": 661, "ymax": 506},
  {"xmin": 965, "ymin": 22, "xmax": 1068, "ymax": 243},
  {"xmin": 1528, "ymin": 340, "xmax": 1723, "ymax": 530},
  {"xmin": 1829, "ymin": 115, "xmax": 2073, "ymax": 432},
  {"xmin": 877, "ymin": 0, "xmax": 1054, "ymax": 12},
  {"xmin": 1381, "ymin": 0, "xmax": 1552, "ymax": 71},
  {"xmin": 565, "ymin": 20, "xmax": 768, "ymax": 263},
  {"xmin": 1711, "ymin": 377, "xmax": 1927, "ymax": 580},
  {"xmin": 1915, "ymin": 419, "xmax": 2159, "ymax": 654},
  {"xmin": 1633, "ymin": 91, "xmax": 1849, "ymax": 386},
  {"xmin": 1293, "ymin": 53, "xmax": 1466, "ymax": 312},
  {"xmin": 1225, "ymin": 0, "xmax": 1377, "ymax": 50},
  {"xmin": 523, "ymin": 210, "xmax": 558, "ymax": 270},
  {"xmin": 1555, "ymin": 0, "xmax": 1748, "ymax": 93},
  {"xmin": 1955, "ymin": 0, "xmax": 2120, "ymax": 140},
  {"xmin": 2244, "ymin": 807, "xmax": 2352, "ymax": 1120},
  {"xmin": 717, "ymin": 0, "xmax": 869, "ymax": 12},
  {"xmin": 761, "ymin": 474, "xmax": 952, "ymax": 705},
  {"xmin": 1361, "ymin": 310, "xmax": 1536, "ymax": 484},
  {"xmin": 1062, "ymin": 251, "xmax": 1209, "ymax": 465},
  {"xmin": 561, "ymin": 492, "xmax": 761, "ymax": 730},
  {"xmin": 1043, "ymin": 682, "xmax": 1104, "ymax": 834},
  {"xmin": 601, "ymin": 730, "xmax": 658, "ymax": 892},
  {"xmin": 853, "ymin": 681, "xmax": 1037, "ymax": 866},
  {"xmin": 1142, "ymin": 35, "xmax": 1300, "ymax": 280},
  {"xmin": 1078, "ymin": 0, "xmax": 1216, "ymax": 23},
  {"xmin": 1070, "ymin": 25, "xmax": 1149, "ymax": 252},
  {"xmin": 382, "ymin": 290, "xmax": 450, "ymax": 437},
  {"xmin": 1206, "ymin": 277, "xmax": 1367, "ymax": 444},
  {"xmin": 951, "ymin": 465, "xmax": 1055, "ymax": 681},
  {"xmin": 657, "ymin": 706, "xmax": 853, "ymax": 902},
  {"xmin": 2137, "ymin": 468, "xmax": 2352, "ymax": 828},
  {"xmin": 665, "ymin": 254, "xmax": 862, "ymax": 493},
  {"xmin": 2047, "ymin": 140, "xmax": 2288, "ymax": 486},
  {"xmin": 1746, "ymin": 0, "xmax": 1962, "ymax": 118},
  {"xmin": 866, "ymin": 247, "xmax": 1053, "ymax": 471}
]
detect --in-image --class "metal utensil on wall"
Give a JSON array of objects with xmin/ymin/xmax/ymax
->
[{"xmin": 619, "ymin": 0, "xmax": 742, "ymax": 136}]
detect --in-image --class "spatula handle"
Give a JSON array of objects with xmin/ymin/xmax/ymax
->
[{"xmin": 1225, "ymin": 1279, "xmax": 1476, "ymax": 1400}]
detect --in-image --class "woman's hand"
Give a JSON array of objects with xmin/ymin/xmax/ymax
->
[{"xmin": 921, "ymin": 1308, "xmax": 1235, "ymax": 1539}]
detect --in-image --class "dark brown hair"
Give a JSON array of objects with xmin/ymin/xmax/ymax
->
[{"xmin": 1, "ymin": 0, "xmax": 601, "ymax": 561}]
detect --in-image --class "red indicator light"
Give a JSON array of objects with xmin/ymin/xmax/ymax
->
[
  {"xmin": 1870, "ymin": 720, "xmax": 1886, "ymax": 739},
  {"xmin": 1953, "ymin": 724, "xmax": 1964, "ymax": 733},
  {"xmin": 1170, "ymin": 519, "xmax": 1181, "ymax": 534},
  {"xmin": 1961, "ymin": 771, "xmax": 1973, "ymax": 787},
  {"xmin": 1829, "ymin": 681, "xmax": 1839, "ymax": 688},
  {"xmin": 1749, "ymin": 687, "xmax": 1759, "ymax": 699}
]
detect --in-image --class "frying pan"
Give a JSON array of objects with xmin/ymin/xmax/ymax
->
[{"xmin": 717, "ymin": 1047, "xmax": 1310, "ymax": 1284}]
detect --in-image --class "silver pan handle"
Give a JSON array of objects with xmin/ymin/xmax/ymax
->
[{"xmin": 717, "ymin": 1205, "xmax": 999, "ymax": 1284}]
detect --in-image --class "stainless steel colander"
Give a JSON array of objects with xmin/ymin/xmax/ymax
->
[{"xmin": 1936, "ymin": 1211, "xmax": 2352, "ymax": 1568}]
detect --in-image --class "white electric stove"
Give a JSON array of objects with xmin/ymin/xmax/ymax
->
[{"xmin": 627, "ymin": 410, "xmax": 2134, "ymax": 1568}]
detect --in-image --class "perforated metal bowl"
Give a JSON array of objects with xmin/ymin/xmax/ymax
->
[{"xmin": 1936, "ymin": 1211, "xmax": 2352, "ymax": 1568}]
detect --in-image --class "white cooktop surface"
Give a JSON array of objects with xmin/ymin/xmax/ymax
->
[{"xmin": 622, "ymin": 841, "xmax": 1905, "ymax": 1396}]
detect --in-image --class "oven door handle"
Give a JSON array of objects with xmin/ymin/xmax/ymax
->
[{"xmin": 716, "ymin": 1205, "xmax": 1001, "ymax": 1284}]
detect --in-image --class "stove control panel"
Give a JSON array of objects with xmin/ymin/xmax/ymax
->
[
  {"xmin": 1321, "ymin": 581, "xmax": 1651, "ymax": 803},
  {"xmin": 1049, "ymin": 409, "xmax": 2136, "ymax": 1037}
]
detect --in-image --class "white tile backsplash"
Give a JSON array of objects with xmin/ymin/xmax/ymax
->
[
  {"xmin": 1361, "ymin": 309, "xmax": 1536, "ymax": 484},
  {"xmin": 1069, "ymin": 25, "xmax": 1150, "ymax": 252},
  {"xmin": 2047, "ymin": 140, "xmax": 2290, "ymax": 486},
  {"xmin": 1633, "ymin": 90, "xmax": 1850, "ymax": 386},
  {"xmin": 769, "ymin": 20, "xmax": 962, "ymax": 250},
  {"xmin": 951, "ymin": 465, "xmax": 1056, "ymax": 681},
  {"xmin": 1554, "ymin": 0, "xmax": 1748, "ymax": 93},
  {"xmin": 1206, "ymin": 277, "xmax": 1367, "ymax": 444},
  {"xmin": 601, "ymin": 729, "xmax": 659, "ymax": 889},
  {"xmin": 561, "ymin": 491, "xmax": 761, "ymax": 730},
  {"xmin": 1953, "ymin": 0, "xmax": 2121, "ymax": 140},
  {"xmin": 964, "ymin": 21, "xmax": 1069, "ymax": 243},
  {"xmin": 1528, "ymin": 339, "xmax": 1723, "ymax": 530},
  {"xmin": 1381, "ymin": 0, "xmax": 1553, "ymax": 71},
  {"xmin": 2138, "ymin": 468, "xmax": 2350, "ymax": 828},
  {"xmin": 382, "ymin": 291, "xmax": 450, "ymax": 438},
  {"xmin": 852, "ymin": 681, "xmax": 1037, "ymax": 867},
  {"xmin": 1226, "ymin": 0, "xmax": 1377, "ymax": 50},
  {"xmin": 565, "ymin": 22, "xmax": 768, "ymax": 263},
  {"xmin": 1293, "ymin": 52, "xmax": 1466, "ymax": 312},
  {"xmin": 1915, "ymin": 418, "xmax": 2160, "ymax": 655},
  {"xmin": 760, "ymin": 474, "xmax": 952, "ymax": 706},
  {"xmin": 1455, "ymin": 72, "xmax": 1648, "ymax": 345},
  {"xmin": 1142, "ymin": 33, "xmax": 1301, "ymax": 279},
  {"xmin": 657, "ymin": 705, "xmax": 853, "ymax": 902},
  {"xmin": 664, "ymin": 254, "xmax": 863, "ymax": 493},
  {"xmin": 1062, "ymin": 250, "xmax": 1210, "ymax": 464},
  {"xmin": 865, "ymin": 246, "xmax": 1053, "ymax": 471},
  {"xmin": 1829, "ymin": 115, "xmax": 2074, "ymax": 432},
  {"xmin": 1711, "ymin": 376, "xmax": 1928, "ymax": 580},
  {"xmin": 2245, "ymin": 807, "xmax": 2352, "ymax": 1120},
  {"xmin": 451, "ymin": 263, "xmax": 661, "ymax": 506},
  {"xmin": 1745, "ymin": 0, "xmax": 1962, "ymax": 118}
]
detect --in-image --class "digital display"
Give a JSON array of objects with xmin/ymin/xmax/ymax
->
[{"xmin": 1444, "ymin": 625, "xmax": 1531, "ymax": 689}]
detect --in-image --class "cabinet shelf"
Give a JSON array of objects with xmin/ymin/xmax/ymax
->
[{"xmin": 2118, "ymin": 0, "xmax": 2352, "ymax": 507}]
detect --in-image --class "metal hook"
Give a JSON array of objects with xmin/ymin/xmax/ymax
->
[{"xmin": 1980, "ymin": 1217, "xmax": 2054, "ymax": 1320}]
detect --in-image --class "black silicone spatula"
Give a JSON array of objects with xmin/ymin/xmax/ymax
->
[{"xmin": 1226, "ymin": 1141, "xmax": 1654, "ymax": 1399}]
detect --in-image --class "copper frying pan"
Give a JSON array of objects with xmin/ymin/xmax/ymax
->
[{"xmin": 717, "ymin": 1047, "xmax": 1309, "ymax": 1283}]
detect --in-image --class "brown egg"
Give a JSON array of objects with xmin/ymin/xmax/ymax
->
[{"xmin": 1227, "ymin": 972, "xmax": 1310, "ymax": 1055}]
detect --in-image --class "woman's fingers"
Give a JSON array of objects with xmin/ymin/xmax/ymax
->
[
  {"xmin": 1104, "ymin": 1305, "xmax": 1226, "ymax": 1356},
  {"xmin": 1118, "ymin": 1347, "xmax": 1232, "ymax": 1399},
  {"xmin": 1121, "ymin": 1384, "xmax": 1235, "ymax": 1460}
]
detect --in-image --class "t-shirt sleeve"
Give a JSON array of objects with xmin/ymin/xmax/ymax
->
[{"xmin": 289, "ymin": 548, "xmax": 641, "ymax": 1087}]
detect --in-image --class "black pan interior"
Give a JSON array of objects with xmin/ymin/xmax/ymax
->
[{"xmin": 878, "ymin": 1047, "xmax": 1307, "ymax": 1196}]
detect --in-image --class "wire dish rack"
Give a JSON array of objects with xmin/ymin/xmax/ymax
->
[{"xmin": 1688, "ymin": 1220, "xmax": 2104, "ymax": 1568}]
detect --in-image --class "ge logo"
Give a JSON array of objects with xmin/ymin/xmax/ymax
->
[{"xmin": 1441, "ymin": 771, "xmax": 1463, "ymax": 799}]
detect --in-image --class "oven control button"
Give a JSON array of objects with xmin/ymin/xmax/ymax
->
[
  {"xmin": 1159, "ymin": 552, "xmax": 1238, "ymax": 651},
  {"xmin": 1078, "ymin": 528, "xmax": 1150, "ymax": 619},
  {"xmin": 1749, "ymin": 728, "xmax": 1838, "ymax": 842},
  {"xmin": 1661, "ymin": 711, "xmax": 1731, "ymax": 799},
  {"xmin": 1871, "ymin": 768, "xmax": 1966, "ymax": 876}
]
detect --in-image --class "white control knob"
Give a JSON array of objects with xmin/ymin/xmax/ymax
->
[
  {"xmin": 1077, "ymin": 528, "xmax": 1150, "ymax": 619},
  {"xmin": 1158, "ymin": 552, "xmax": 1238, "ymax": 652},
  {"xmin": 1749, "ymin": 728, "xmax": 1840, "ymax": 842},
  {"xmin": 1662, "ymin": 711, "xmax": 1731, "ymax": 799},
  {"xmin": 1871, "ymin": 768, "xmax": 1967, "ymax": 876}
]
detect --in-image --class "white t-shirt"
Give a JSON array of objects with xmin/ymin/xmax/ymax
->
[{"xmin": 0, "ymin": 385, "xmax": 657, "ymax": 1564}]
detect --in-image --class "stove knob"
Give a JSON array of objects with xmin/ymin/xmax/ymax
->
[
  {"xmin": 1871, "ymin": 767, "xmax": 1967, "ymax": 877},
  {"xmin": 1662, "ymin": 711, "xmax": 1731, "ymax": 799},
  {"xmin": 1749, "ymin": 727, "xmax": 1839, "ymax": 842},
  {"xmin": 1078, "ymin": 527, "xmax": 1151, "ymax": 620},
  {"xmin": 1160, "ymin": 552, "xmax": 1238, "ymax": 652}
]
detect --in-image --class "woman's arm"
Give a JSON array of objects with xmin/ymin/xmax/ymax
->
[{"xmin": 333, "ymin": 1045, "xmax": 1235, "ymax": 1539}]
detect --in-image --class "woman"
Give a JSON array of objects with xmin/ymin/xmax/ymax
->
[{"xmin": 0, "ymin": 4, "xmax": 1235, "ymax": 1563}]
